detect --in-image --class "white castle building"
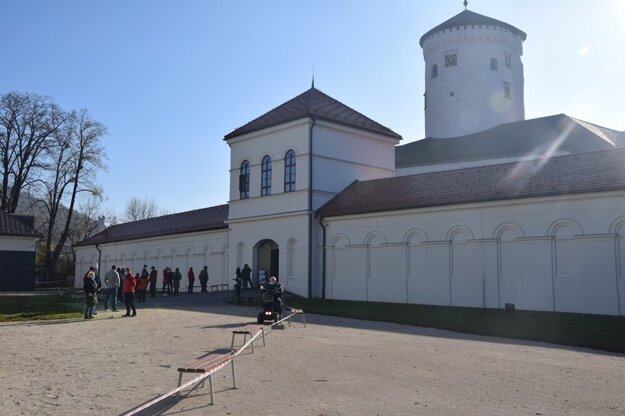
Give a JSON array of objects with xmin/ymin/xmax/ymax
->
[{"xmin": 75, "ymin": 7, "xmax": 625, "ymax": 316}]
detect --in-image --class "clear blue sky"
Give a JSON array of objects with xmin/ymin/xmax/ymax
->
[{"xmin": 2, "ymin": 0, "xmax": 624, "ymax": 219}]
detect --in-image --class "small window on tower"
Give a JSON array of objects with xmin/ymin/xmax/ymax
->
[
  {"xmin": 504, "ymin": 82, "xmax": 511, "ymax": 98},
  {"xmin": 505, "ymin": 54, "xmax": 512, "ymax": 68},
  {"xmin": 445, "ymin": 53, "xmax": 457, "ymax": 67},
  {"xmin": 490, "ymin": 58, "xmax": 498, "ymax": 70},
  {"xmin": 431, "ymin": 64, "xmax": 438, "ymax": 79}
]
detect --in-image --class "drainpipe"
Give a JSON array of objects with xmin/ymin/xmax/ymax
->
[
  {"xmin": 95, "ymin": 244, "xmax": 102, "ymax": 284},
  {"xmin": 307, "ymin": 116, "xmax": 316, "ymax": 299},
  {"xmin": 319, "ymin": 217, "xmax": 327, "ymax": 299}
]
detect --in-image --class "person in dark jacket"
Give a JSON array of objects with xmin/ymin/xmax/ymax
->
[
  {"xmin": 149, "ymin": 266, "xmax": 158, "ymax": 298},
  {"xmin": 83, "ymin": 271, "xmax": 97, "ymax": 319},
  {"xmin": 199, "ymin": 266, "xmax": 209, "ymax": 293},
  {"xmin": 241, "ymin": 264, "xmax": 253, "ymax": 289},
  {"xmin": 122, "ymin": 268, "xmax": 137, "ymax": 317},
  {"xmin": 172, "ymin": 268, "xmax": 182, "ymax": 296}
]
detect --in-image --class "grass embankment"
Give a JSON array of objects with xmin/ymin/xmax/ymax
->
[
  {"xmin": 285, "ymin": 295, "xmax": 625, "ymax": 353},
  {"xmin": 0, "ymin": 295, "xmax": 82, "ymax": 322}
]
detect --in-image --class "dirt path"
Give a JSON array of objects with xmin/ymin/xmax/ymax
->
[{"xmin": 0, "ymin": 293, "xmax": 623, "ymax": 415}]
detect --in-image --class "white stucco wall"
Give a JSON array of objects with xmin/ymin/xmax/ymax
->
[
  {"xmin": 323, "ymin": 191, "xmax": 625, "ymax": 316},
  {"xmin": 0, "ymin": 236, "xmax": 38, "ymax": 252},
  {"xmin": 422, "ymin": 24, "xmax": 525, "ymax": 138},
  {"xmin": 74, "ymin": 229, "xmax": 229, "ymax": 289},
  {"xmin": 312, "ymin": 121, "xmax": 398, "ymax": 211},
  {"xmin": 227, "ymin": 119, "xmax": 310, "ymax": 221},
  {"xmin": 228, "ymin": 212, "xmax": 310, "ymax": 296}
]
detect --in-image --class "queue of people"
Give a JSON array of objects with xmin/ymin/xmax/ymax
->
[{"xmin": 83, "ymin": 264, "xmax": 213, "ymax": 320}]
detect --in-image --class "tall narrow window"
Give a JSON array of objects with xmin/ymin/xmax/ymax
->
[
  {"xmin": 239, "ymin": 160, "xmax": 250, "ymax": 199},
  {"xmin": 490, "ymin": 58, "xmax": 498, "ymax": 70},
  {"xmin": 284, "ymin": 149, "xmax": 296, "ymax": 192},
  {"xmin": 503, "ymin": 82, "xmax": 511, "ymax": 98},
  {"xmin": 261, "ymin": 155, "xmax": 272, "ymax": 196},
  {"xmin": 431, "ymin": 64, "xmax": 438, "ymax": 78}
]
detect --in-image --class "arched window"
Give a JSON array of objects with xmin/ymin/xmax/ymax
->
[
  {"xmin": 490, "ymin": 58, "xmax": 498, "ymax": 70},
  {"xmin": 261, "ymin": 155, "xmax": 272, "ymax": 196},
  {"xmin": 284, "ymin": 149, "xmax": 296, "ymax": 192},
  {"xmin": 431, "ymin": 64, "xmax": 438, "ymax": 78},
  {"xmin": 239, "ymin": 160, "xmax": 250, "ymax": 199}
]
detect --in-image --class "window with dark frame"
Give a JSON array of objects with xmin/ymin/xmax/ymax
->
[
  {"xmin": 445, "ymin": 53, "xmax": 457, "ymax": 67},
  {"xmin": 490, "ymin": 58, "xmax": 498, "ymax": 70},
  {"xmin": 261, "ymin": 155, "xmax": 272, "ymax": 196},
  {"xmin": 504, "ymin": 82, "xmax": 511, "ymax": 98},
  {"xmin": 505, "ymin": 54, "xmax": 512, "ymax": 68},
  {"xmin": 239, "ymin": 160, "xmax": 250, "ymax": 199},
  {"xmin": 284, "ymin": 149, "xmax": 296, "ymax": 193}
]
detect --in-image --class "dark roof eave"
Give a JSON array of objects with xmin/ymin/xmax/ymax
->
[
  {"xmin": 318, "ymin": 186, "xmax": 625, "ymax": 219},
  {"xmin": 74, "ymin": 224, "xmax": 229, "ymax": 247},
  {"xmin": 224, "ymin": 114, "xmax": 402, "ymax": 141},
  {"xmin": 0, "ymin": 232, "xmax": 41, "ymax": 238}
]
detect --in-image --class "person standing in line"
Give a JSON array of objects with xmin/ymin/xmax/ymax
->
[
  {"xmin": 199, "ymin": 266, "xmax": 209, "ymax": 293},
  {"xmin": 138, "ymin": 265, "xmax": 149, "ymax": 300},
  {"xmin": 187, "ymin": 267, "xmax": 195, "ymax": 293},
  {"xmin": 138, "ymin": 272, "xmax": 148, "ymax": 302},
  {"xmin": 83, "ymin": 267, "xmax": 98, "ymax": 316},
  {"xmin": 162, "ymin": 267, "xmax": 170, "ymax": 295},
  {"xmin": 172, "ymin": 267, "xmax": 182, "ymax": 296},
  {"xmin": 117, "ymin": 267, "xmax": 125, "ymax": 302},
  {"xmin": 122, "ymin": 268, "xmax": 137, "ymax": 317},
  {"xmin": 103, "ymin": 265, "xmax": 120, "ymax": 312},
  {"xmin": 149, "ymin": 266, "xmax": 157, "ymax": 298},
  {"xmin": 241, "ymin": 264, "xmax": 253, "ymax": 289},
  {"xmin": 83, "ymin": 270, "xmax": 97, "ymax": 319}
]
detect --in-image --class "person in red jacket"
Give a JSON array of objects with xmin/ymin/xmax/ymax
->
[
  {"xmin": 162, "ymin": 267, "xmax": 171, "ymax": 296},
  {"xmin": 122, "ymin": 268, "xmax": 137, "ymax": 317},
  {"xmin": 187, "ymin": 267, "xmax": 195, "ymax": 293}
]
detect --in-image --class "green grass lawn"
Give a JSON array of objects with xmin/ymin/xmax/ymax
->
[
  {"xmin": 285, "ymin": 295, "xmax": 625, "ymax": 353},
  {"xmin": 0, "ymin": 295, "xmax": 82, "ymax": 322}
]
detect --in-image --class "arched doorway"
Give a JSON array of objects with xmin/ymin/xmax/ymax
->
[{"xmin": 254, "ymin": 239, "xmax": 279, "ymax": 286}]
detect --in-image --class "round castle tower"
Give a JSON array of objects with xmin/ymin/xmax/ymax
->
[{"xmin": 420, "ymin": 7, "xmax": 527, "ymax": 138}]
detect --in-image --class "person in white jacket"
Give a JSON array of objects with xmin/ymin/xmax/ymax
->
[{"xmin": 103, "ymin": 265, "xmax": 120, "ymax": 312}]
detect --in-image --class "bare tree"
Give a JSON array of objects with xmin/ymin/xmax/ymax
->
[
  {"xmin": 0, "ymin": 92, "xmax": 65, "ymax": 213},
  {"xmin": 124, "ymin": 197, "xmax": 160, "ymax": 222},
  {"xmin": 39, "ymin": 109, "xmax": 107, "ymax": 279}
]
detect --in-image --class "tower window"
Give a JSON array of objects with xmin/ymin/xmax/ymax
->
[
  {"xmin": 505, "ymin": 54, "xmax": 512, "ymax": 68},
  {"xmin": 284, "ymin": 149, "xmax": 296, "ymax": 193},
  {"xmin": 504, "ymin": 82, "xmax": 511, "ymax": 98},
  {"xmin": 261, "ymin": 155, "xmax": 272, "ymax": 196},
  {"xmin": 431, "ymin": 64, "xmax": 438, "ymax": 78},
  {"xmin": 239, "ymin": 160, "xmax": 250, "ymax": 199},
  {"xmin": 490, "ymin": 58, "xmax": 498, "ymax": 70},
  {"xmin": 445, "ymin": 53, "xmax": 457, "ymax": 67}
]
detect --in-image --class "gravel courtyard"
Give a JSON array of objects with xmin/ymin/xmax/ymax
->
[{"xmin": 0, "ymin": 292, "xmax": 623, "ymax": 416}]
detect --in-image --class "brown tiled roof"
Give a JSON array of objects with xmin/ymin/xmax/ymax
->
[
  {"xmin": 318, "ymin": 148, "xmax": 625, "ymax": 218},
  {"xmin": 74, "ymin": 204, "xmax": 228, "ymax": 247},
  {"xmin": 420, "ymin": 9, "xmax": 526, "ymax": 46},
  {"xmin": 396, "ymin": 114, "xmax": 624, "ymax": 168},
  {"xmin": 224, "ymin": 86, "xmax": 401, "ymax": 140},
  {"xmin": 0, "ymin": 212, "xmax": 40, "ymax": 238}
]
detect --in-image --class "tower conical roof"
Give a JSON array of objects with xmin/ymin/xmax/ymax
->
[{"xmin": 420, "ymin": 10, "xmax": 526, "ymax": 47}]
